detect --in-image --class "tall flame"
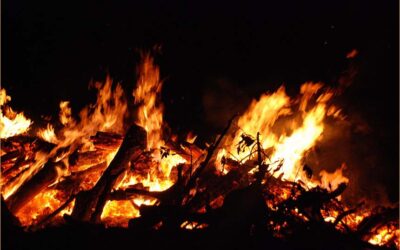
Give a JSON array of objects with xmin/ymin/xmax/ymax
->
[
  {"xmin": 133, "ymin": 53, "xmax": 164, "ymax": 150},
  {"xmin": 1, "ymin": 54, "xmax": 398, "ymax": 246}
]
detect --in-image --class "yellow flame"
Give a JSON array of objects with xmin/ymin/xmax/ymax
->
[
  {"xmin": 218, "ymin": 82, "xmax": 341, "ymax": 184},
  {"xmin": 133, "ymin": 53, "xmax": 164, "ymax": 150},
  {"xmin": 271, "ymin": 103, "xmax": 326, "ymax": 180},
  {"xmin": 0, "ymin": 88, "xmax": 32, "ymax": 138},
  {"xmin": 132, "ymin": 53, "xmax": 186, "ymax": 186},
  {"xmin": 368, "ymin": 225, "xmax": 400, "ymax": 246},
  {"xmin": 37, "ymin": 124, "xmax": 59, "ymax": 144}
]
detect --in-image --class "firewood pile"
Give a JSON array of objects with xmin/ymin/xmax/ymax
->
[{"xmin": 1, "ymin": 54, "xmax": 398, "ymax": 250}]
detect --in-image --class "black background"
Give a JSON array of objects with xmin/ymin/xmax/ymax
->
[{"xmin": 2, "ymin": 0, "xmax": 399, "ymax": 201}]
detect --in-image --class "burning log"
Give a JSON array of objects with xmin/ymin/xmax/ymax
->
[
  {"xmin": 1, "ymin": 56, "xmax": 398, "ymax": 250},
  {"xmin": 68, "ymin": 150, "xmax": 110, "ymax": 172},
  {"xmin": 6, "ymin": 161, "xmax": 66, "ymax": 214},
  {"xmin": 70, "ymin": 125, "xmax": 147, "ymax": 223},
  {"xmin": 1, "ymin": 159, "xmax": 35, "ymax": 188},
  {"xmin": 1, "ymin": 135, "xmax": 55, "ymax": 153},
  {"xmin": 90, "ymin": 131, "xmax": 123, "ymax": 150}
]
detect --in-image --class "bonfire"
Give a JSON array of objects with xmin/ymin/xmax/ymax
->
[{"xmin": 1, "ymin": 53, "xmax": 398, "ymax": 249}]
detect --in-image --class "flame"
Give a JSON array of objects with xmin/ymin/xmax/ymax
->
[
  {"xmin": 0, "ymin": 88, "xmax": 32, "ymax": 138},
  {"xmin": 59, "ymin": 101, "xmax": 73, "ymax": 126},
  {"xmin": 97, "ymin": 53, "xmax": 187, "ymax": 226},
  {"xmin": 132, "ymin": 53, "xmax": 185, "ymax": 186},
  {"xmin": 133, "ymin": 53, "xmax": 164, "ymax": 150},
  {"xmin": 271, "ymin": 103, "xmax": 326, "ymax": 180},
  {"xmin": 37, "ymin": 124, "xmax": 59, "ymax": 144},
  {"xmin": 233, "ymin": 86, "xmax": 291, "ymax": 155},
  {"xmin": 368, "ymin": 224, "xmax": 400, "ymax": 247},
  {"xmin": 219, "ymin": 82, "xmax": 337, "ymax": 183},
  {"xmin": 1, "ymin": 54, "xmax": 397, "ymax": 243}
]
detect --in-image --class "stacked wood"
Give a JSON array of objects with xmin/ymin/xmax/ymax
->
[{"xmin": 0, "ymin": 120, "xmax": 398, "ymax": 250}]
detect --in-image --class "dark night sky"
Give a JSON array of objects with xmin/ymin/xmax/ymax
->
[{"xmin": 2, "ymin": 0, "xmax": 399, "ymax": 201}]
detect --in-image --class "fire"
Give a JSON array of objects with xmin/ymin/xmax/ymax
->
[
  {"xmin": 1, "ymin": 53, "xmax": 398, "ymax": 248},
  {"xmin": 219, "ymin": 82, "xmax": 340, "ymax": 184},
  {"xmin": 0, "ymin": 88, "xmax": 32, "ymax": 139},
  {"xmin": 132, "ymin": 53, "xmax": 185, "ymax": 186}
]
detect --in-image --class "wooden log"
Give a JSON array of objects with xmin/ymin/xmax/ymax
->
[
  {"xmin": 68, "ymin": 150, "xmax": 108, "ymax": 172},
  {"xmin": 90, "ymin": 131, "xmax": 123, "ymax": 150},
  {"xmin": 1, "ymin": 135, "xmax": 55, "ymax": 153},
  {"xmin": 6, "ymin": 161, "xmax": 65, "ymax": 214},
  {"xmin": 70, "ymin": 125, "xmax": 147, "ymax": 223},
  {"xmin": 54, "ymin": 162, "xmax": 108, "ymax": 195},
  {"xmin": 1, "ymin": 159, "xmax": 35, "ymax": 185}
]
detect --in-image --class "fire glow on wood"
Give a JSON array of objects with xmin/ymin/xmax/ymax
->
[{"xmin": 1, "ymin": 53, "xmax": 398, "ymax": 248}]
